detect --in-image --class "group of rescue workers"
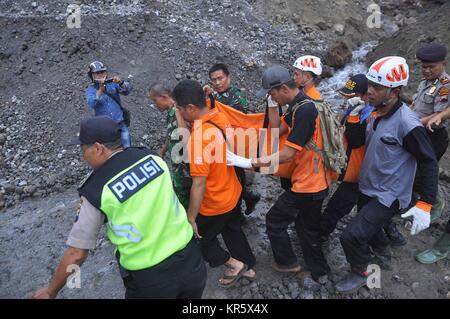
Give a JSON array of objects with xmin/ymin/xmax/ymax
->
[{"xmin": 31, "ymin": 42, "xmax": 449, "ymax": 299}]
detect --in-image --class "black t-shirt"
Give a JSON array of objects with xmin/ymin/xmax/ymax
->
[{"xmin": 284, "ymin": 92, "xmax": 318, "ymax": 148}]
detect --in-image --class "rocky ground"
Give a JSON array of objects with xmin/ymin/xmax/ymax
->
[
  {"xmin": 0, "ymin": 0, "xmax": 449, "ymax": 299},
  {"xmin": 368, "ymin": 0, "xmax": 450, "ymax": 98},
  {"xmin": 1, "ymin": 161, "xmax": 450, "ymax": 299}
]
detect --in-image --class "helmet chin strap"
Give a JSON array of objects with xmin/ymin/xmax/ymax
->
[
  {"xmin": 383, "ymin": 88, "xmax": 392, "ymax": 105},
  {"xmin": 379, "ymin": 87, "xmax": 392, "ymax": 108},
  {"xmin": 373, "ymin": 88, "xmax": 393, "ymax": 111},
  {"xmin": 93, "ymin": 73, "xmax": 107, "ymax": 83},
  {"xmin": 299, "ymin": 73, "xmax": 314, "ymax": 89}
]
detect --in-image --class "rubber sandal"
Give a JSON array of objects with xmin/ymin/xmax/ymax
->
[
  {"xmin": 242, "ymin": 272, "xmax": 257, "ymax": 281},
  {"xmin": 218, "ymin": 264, "xmax": 248, "ymax": 288}
]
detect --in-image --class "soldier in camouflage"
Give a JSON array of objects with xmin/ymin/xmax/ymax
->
[
  {"xmin": 207, "ymin": 63, "xmax": 249, "ymax": 113},
  {"xmin": 148, "ymin": 83, "xmax": 191, "ymax": 209}
]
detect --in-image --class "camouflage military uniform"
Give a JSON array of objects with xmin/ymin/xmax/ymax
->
[
  {"xmin": 213, "ymin": 86, "xmax": 249, "ymax": 113},
  {"xmin": 165, "ymin": 107, "xmax": 191, "ymax": 209}
]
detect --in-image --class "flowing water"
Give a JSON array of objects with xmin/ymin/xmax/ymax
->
[{"xmin": 318, "ymin": 41, "xmax": 378, "ymax": 111}]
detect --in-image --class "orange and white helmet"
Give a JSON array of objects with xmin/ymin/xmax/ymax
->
[
  {"xmin": 366, "ymin": 56, "xmax": 409, "ymax": 88},
  {"xmin": 293, "ymin": 55, "xmax": 323, "ymax": 76}
]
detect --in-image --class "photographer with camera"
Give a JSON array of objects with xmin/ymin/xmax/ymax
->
[{"xmin": 85, "ymin": 61, "xmax": 132, "ymax": 148}]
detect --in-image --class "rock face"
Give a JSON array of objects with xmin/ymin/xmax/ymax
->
[
  {"xmin": 368, "ymin": 0, "xmax": 450, "ymax": 98},
  {"xmin": 325, "ymin": 41, "xmax": 353, "ymax": 69}
]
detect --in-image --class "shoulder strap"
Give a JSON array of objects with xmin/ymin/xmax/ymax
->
[
  {"xmin": 209, "ymin": 95, "xmax": 216, "ymax": 109},
  {"xmin": 290, "ymin": 99, "xmax": 313, "ymax": 123},
  {"xmin": 291, "ymin": 99, "xmax": 327, "ymax": 160},
  {"xmin": 206, "ymin": 120, "xmax": 232, "ymax": 149},
  {"xmin": 206, "ymin": 120, "xmax": 245, "ymax": 185}
]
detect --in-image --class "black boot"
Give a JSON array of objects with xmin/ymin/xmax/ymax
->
[
  {"xmin": 244, "ymin": 191, "xmax": 260, "ymax": 215},
  {"xmin": 371, "ymin": 246, "xmax": 392, "ymax": 270},
  {"xmin": 384, "ymin": 222, "xmax": 406, "ymax": 247},
  {"xmin": 335, "ymin": 267, "xmax": 369, "ymax": 294}
]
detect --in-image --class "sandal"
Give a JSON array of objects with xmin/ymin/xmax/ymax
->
[
  {"xmin": 242, "ymin": 270, "xmax": 257, "ymax": 282},
  {"xmin": 218, "ymin": 264, "xmax": 248, "ymax": 288}
]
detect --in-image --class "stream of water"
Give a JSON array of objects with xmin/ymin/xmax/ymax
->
[{"xmin": 318, "ymin": 41, "xmax": 378, "ymax": 110}]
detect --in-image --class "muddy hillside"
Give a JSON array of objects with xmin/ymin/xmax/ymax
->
[{"xmin": 0, "ymin": 0, "xmax": 449, "ymax": 299}]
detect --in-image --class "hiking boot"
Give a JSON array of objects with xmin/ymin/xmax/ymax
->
[
  {"xmin": 371, "ymin": 246, "xmax": 392, "ymax": 270},
  {"xmin": 335, "ymin": 270, "xmax": 369, "ymax": 294},
  {"xmin": 415, "ymin": 232, "xmax": 450, "ymax": 264},
  {"xmin": 384, "ymin": 222, "xmax": 406, "ymax": 247},
  {"xmin": 430, "ymin": 195, "xmax": 446, "ymax": 223},
  {"xmin": 244, "ymin": 192, "xmax": 260, "ymax": 215},
  {"xmin": 271, "ymin": 261, "xmax": 301, "ymax": 273},
  {"xmin": 371, "ymin": 254, "xmax": 392, "ymax": 270}
]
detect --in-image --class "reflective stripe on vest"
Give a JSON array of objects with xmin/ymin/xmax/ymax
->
[
  {"xmin": 108, "ymin": 191, "xmax": 180, "ymax": 244},
  {"xmin": 108, "ymin": 221, "xmax": 142, "ymax": 243},
  {"xmin": 100, "ymin": 154, "xmax": 193, "ymax": 270}
]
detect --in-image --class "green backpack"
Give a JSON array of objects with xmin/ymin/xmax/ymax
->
[{"xmin": 292, "ymin": 99, "xmax": 347, "ymax": 175}]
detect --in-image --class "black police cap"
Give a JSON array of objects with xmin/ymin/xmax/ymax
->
[
  {"xmin": 68, "ymin": 116, "xmax": 121, "ymax": 145},
  {"xmin": 338, "ymin": 74, "xmax": 369, "ymax": 97},
  {"xmin": 416, "ymin": 43, "xmax": 447, "ymax": 63}
]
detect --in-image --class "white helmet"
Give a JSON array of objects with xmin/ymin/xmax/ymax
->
[
  {"xmin": 293, "ymin": 55, "xmax": 323, "ymax": 76},
  {"xmin": 366, "ymin": 56, "xmax": 409, "ymax": 88}
]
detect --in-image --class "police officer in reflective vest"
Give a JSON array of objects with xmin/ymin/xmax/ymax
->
[{"xmin": 32, "ymin": 116, "xmax": 206, "ymax": 299}]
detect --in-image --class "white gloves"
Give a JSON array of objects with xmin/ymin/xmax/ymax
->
[
  {"xmin": 347, "ymin": 97, "xmax": 366, "ymax": 116},
  {"xmin": 267, "ymin": 95, "xmax": 279, "ymax": 108},
  {"xmin": 401, "ymin": 202, "xmax": 431, "ymax": 235},
  {"xmin": 347, "ymin": 96, "xmax": 365, "ymax": 107},
  {"xmin": 226, "ymin": 149, "xmax": 252, "ymax": 169}
]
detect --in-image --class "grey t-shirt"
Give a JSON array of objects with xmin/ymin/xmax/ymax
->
[{"xmin": 359, "ymin": 103, "xmax": 422, "ymax": 209}]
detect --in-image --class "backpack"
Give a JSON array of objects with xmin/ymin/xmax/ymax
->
[{"xmin": 292, "ymin": 99, "xmax": 347, "ymax": 175}]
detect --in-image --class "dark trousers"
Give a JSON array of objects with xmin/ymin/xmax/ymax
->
[
  {"xmin": 413, "ymin": 127, "xmax": 448, "ymax": 198},
  {"xmin": 320, "ymin": 182, "xmax": 360, "ymax": 238},
  {"xmin": 236, "ymin": 167, "xmax": 249, "ymax": 202},
  {"xmin": 427, "ymin": 128, "xmax": 449, "ymax": 233},
  {"xmin": 196, "ymin": 200, "xmax": 256, "ymax": 269},
  {"xmin": 123, "ymin": 238, "xmax": 207, "ymax": 299},
  {"xmin": 266, "ymin": 190, "xmax": 330, "ymax": 278},
  {"xmin": 340, "ymin": 193, "xmax": 398, "ymax": 271},
  {"xmin": 280, "ymin": 177, "xmax": 293, "ymax": 190},
  {"xmin": 235, "ymin": 167, "xmax": 257, "ymax": 204}
]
